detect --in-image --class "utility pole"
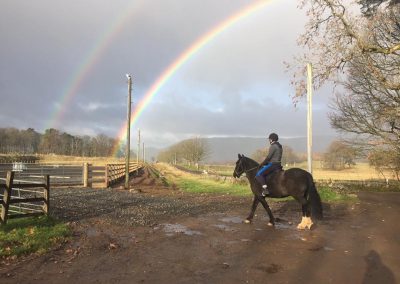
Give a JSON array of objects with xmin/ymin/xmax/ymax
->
[
  {"xmin": 137, "ymin": 129, "xmax": 141, "ymax": 165},
  {"xmin": 124, "ymin": 74, "xmax": 132, "ymax": 190},
  {"xmin": 142, "ymin": 142, "xmax": 145, "ymax": 162},
  {"xmin": 307, "ymin": 63, "xmax": 313, "ymax": 174}
]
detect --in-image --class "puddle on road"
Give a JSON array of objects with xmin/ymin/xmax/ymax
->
[
  {"xmin": 274, "ymin": 222, "xmax": 292, "ymax": 230},
  {"xmin": 161, "ymin": 223, "xmax": 202, "ymax": 236},
  {"xmin": 213, "ymin": 223, "xmax": 239, "ymax": 232},
  {"xmin": 219, "ymin": 216, "xmax": 243, "ymax": 224},
  {"xmin": 350, "ymin": 225, "xmax": 362, "ymax": 229},
  {"xmin": 213, "ymin": 224, "xmax": 232, "ymax": 231},
  {"xmin": 324, "ymin": 246, "xmax": 335, "ymax": 251}
]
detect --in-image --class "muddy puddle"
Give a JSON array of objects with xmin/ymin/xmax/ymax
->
[{"xmin": 158, "ymin": 223, "xmax": 203, "ymax": 236}]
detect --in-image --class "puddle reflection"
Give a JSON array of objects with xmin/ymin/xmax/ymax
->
[
  {"xmin": 219, "ymin": 216, "xmax": 243, "ymax": 224},
  {"xmin": 161, "ymin": 223, "xmax": 202, "ymax": 236}
]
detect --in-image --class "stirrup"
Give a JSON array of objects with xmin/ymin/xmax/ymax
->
[{"xmin": 261, "ymin": 185, "xmax": 269, "ymax": 197}]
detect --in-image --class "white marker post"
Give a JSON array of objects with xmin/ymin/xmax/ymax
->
[
  {"xmin": 307, "ymin": 63, "xmax": 313, "ymax": 174},
  {"xmin": 125, "ymin": 74, "xmax": 132, "ymax": 190}
]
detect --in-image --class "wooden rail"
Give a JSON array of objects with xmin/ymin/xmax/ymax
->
[
  {"xmin": 0, "ymin": 171, "xmax": 50, "ymax": 224},
  {"xmin": 0, "ymin": 162, "xmax": 145, "ymax": 189},
  {"xmin": 105, "ymin": 162, "xmax": 143, "ymax": 187}
]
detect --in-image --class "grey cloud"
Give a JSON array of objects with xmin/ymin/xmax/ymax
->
[{"xmin": 0, "ymin": 0, "xmax": 338, "ymax": 148}]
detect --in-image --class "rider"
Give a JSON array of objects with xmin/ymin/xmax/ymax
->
[{"xmin": 255, "ymin": 133, "xmax": 283, "ymax": 197}]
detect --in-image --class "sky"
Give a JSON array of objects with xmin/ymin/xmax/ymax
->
[{"xmin": 0, "ymin": 0, "xmax": 338, "ymax": 149}]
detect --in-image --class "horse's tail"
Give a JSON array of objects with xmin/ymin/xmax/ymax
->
[{"xmin": 307, "ymin": 174, "xmax": 323, "ymax": 220}]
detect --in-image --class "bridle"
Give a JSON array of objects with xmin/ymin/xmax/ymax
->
[{"xmin": 234, "ymin": 157, "xmax": 258, "ymax": 177}]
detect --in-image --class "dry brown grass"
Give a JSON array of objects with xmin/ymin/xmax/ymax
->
[
  {"xmin": 38, "ymin": 154, "xmax": 124, "ymax": 166},
  {"xmin": 6, "ymin": 154, "xmax": 392, "ymax": 182},
  {"xmin": 296, "ymin": 161, "xmax": 391, "ymax": 181}
]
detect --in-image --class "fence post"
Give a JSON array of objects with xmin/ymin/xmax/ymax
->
[
  {"xmin": 43, "ymin": 175, "xmax": 50, "ymax": 214},
  {"xmin": 83, "ymin": 162, "xmax": 89, "ymax": 187},
  {"xmin": 105, "ymin": 164, "xmax": 109, "ymax": 188},
  {"xmin": 1, "ymin": 171, "xmax": 14, "ymax": 224}
]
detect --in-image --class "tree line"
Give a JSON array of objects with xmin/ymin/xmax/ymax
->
[{"xmin": 0, "ymin": 127, "xmax": 123, "ymax": 157}]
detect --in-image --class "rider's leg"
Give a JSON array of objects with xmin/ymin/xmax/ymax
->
[{"xmin": 256, "ymin": 163, "xmax": 272, "ymax": 196}]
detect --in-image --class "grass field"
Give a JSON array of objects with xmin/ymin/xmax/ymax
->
[
  {"xmin": 155, "ymin": 163, "xmax": 352, "ymax": 202},
  {"xmin": 295, "ymin": 161, "xmax": 391, "ymax": 181},
  {"xmin": 0, "ymin": 216, "xmax": 70, "ymax": 258},
  {"xmin": 1, "ymin": 153, "xmax": 392, "ymax": 181},
  {"xmin": 196, "ymin": 161, "xmax": 392, "ymax": 182}
]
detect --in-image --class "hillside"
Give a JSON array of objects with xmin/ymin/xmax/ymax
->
[
  {"xmin": 147, "ymin": 135, "xmax": 337, "ymax": 164},
  {"xmin": 203, "ymin": 136, "xmax": 336, "ymax": 163}
]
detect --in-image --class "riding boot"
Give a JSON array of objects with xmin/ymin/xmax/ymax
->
[{"xmin": 261, "ymin": 184, "xmax": 269, "ymax": 197}]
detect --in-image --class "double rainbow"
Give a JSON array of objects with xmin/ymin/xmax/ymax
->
[
  {"xmin": 112, "ymin": 0, "xmax": 271, "ymax": 156},
  {"xmin": 47, "ymin": 1, "xmax": 140, "ymax": 130}
]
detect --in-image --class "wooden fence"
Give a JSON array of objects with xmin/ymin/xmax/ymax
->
[
  {"xmin": 0, "ymin": 162, "xmax": 144, "ymax": 189},
  {"xmin": 105, "ymin": 163, "xmax": 143, "ymax": 187},
  {"xmin": 1, "ymin": 171, "xmax": 50, "ymax": 224}
]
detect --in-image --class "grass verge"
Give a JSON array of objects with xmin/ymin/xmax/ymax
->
[
  {"xmin": 158, "ymin": 163, "xmax": 351, "ymax": 202},
  {"xmin": 177, "ymin": 178, "xmax": 352, "ymax": 202},
  {"xmin": 317, "ymin": 186, "xmax": 356, "ymax": 202},
  {"xmin": 0, "ymin": 216, "xmax": 71, "ymax": 258},
  {"xmin": 177, "ymin": 178, "xmax": 250, "ymax": 196}
]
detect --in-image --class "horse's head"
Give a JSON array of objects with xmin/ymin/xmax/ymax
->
[{"xmin": 233, "ymin": 154, "xmax": 246, "ymax": 178}]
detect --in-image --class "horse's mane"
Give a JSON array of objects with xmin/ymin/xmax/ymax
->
[{"xmin": 242, "ymin": 155, "xmax": 259, "ymax": 167}]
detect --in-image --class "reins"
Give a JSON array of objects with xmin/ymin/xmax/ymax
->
[
  {"xmin": 235, "ymin": 158, "xmax": 258, "ymax": 176},
  {"xmin": 244, "ymin": 166, "xmax": 258, "ymax": 173}
]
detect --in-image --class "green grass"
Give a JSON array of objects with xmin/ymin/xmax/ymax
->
[
  {"xmin": 166, "ymin": 168, "xmax": 351, "ymax": 202},
  {"xmin": 0, "ymin": 216, "xmax": 71, "ymax": 258},
  {"xmin": 318, "ymin": 186, "xmax": 356, "ymax": 202},
  {"xmin": 177, "ymin": 177, "xmax": 251, "ymax": 196}
]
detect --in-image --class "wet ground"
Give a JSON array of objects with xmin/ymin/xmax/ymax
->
[{"xmin": 0, "ymin": 169, "xmax": 399, "ymax": 283}]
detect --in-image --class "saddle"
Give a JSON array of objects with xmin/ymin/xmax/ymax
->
[{"xmin": 264, "ymin": 165, "xmax": 283, "ymax": 185}]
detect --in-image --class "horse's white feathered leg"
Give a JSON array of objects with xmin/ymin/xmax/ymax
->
[
  {"xmin": 297, "ymin": 217, "xmax": 313, "ymax": 230},
  {"xmin": 297, "ymin": 217, "xmax": 306, "ymax": 229},
  {"xmin": 305, "ymin": 217, "xmax": 314, "ymax": 229}
]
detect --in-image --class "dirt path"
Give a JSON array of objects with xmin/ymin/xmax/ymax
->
[{"xmin": 0, "ymin": 171, "xmax": 399, "ymax": 283}]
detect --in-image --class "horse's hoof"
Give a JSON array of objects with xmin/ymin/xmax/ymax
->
[
  {"xmin": 298, "ymin": 217, "xmax": 314, "ymax": 230},
  {"xmin": 297, "ymin": 224, "xmax": 306, "ymax": 230},
  {"xmin": 267, "ymin": 222, "xmax": 274, "ymax": 227},
  {"xmin": 244, "ymin": 219, "xmax": 251, "ymax": 224}
]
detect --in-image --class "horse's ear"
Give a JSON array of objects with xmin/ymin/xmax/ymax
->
[
  {"xmin": 241, "ymin": 154, "xmax": 244, "ymax": 158},
  {"xmin": 238, "ymin": 153, "xmax": 241, "ymax": 159}
]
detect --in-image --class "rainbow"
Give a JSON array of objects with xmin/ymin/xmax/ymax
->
[
  {"xmin": 46, "ymin": 1, "xmax": 140, "ymax": 130},
  {"xmin": 112, "ymin": 0, "xmax": 271, "ymax": 156}
]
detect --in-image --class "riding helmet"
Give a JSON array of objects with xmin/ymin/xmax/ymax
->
[{"xmin": 268, "ymin": 133, "xmax": 279, "ymax": 142}]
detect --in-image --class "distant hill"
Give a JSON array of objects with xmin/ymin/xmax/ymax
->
[
  {"xmin": 147, "ymin": 135, "xmax": 337, "ymax": 164},
  {"xmin": 202, "ymin": 136, "xmax": 336, "ymax": 163}
]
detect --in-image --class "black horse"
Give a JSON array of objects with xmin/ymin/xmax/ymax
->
[{"xmin": 233, "ymin": 154, "xmax": 323, "ymax": 229}]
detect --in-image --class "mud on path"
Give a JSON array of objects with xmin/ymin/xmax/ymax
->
[{"xmin": 1, "ymin": 168, "xmax": 399, "ymax": 283}]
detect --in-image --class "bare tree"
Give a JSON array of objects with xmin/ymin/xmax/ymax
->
[
  {"xmin": 368, "ymin": 147, "xmax": 400, "ymax": 180},
  {"xmin": 290, "ymin": 0, "xmax": 400, "ymax": 101},
  {"xmin": 322, "ymin": 140, "xmax": 357, "ymax": 170},
  {"xmin": 290, "ymin": 0, "xmax": 400, "ymax": 173},
  {"xmin": 179, "ymin": 137, "xmax": 211, "ymax": 166},
  {"xmin": 358, "ymin": 0, "xmax": 400, "ymax": 15},
  {"xmin": 157, "ymin": 137, "xmax": 211, "ymax": 166}
]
